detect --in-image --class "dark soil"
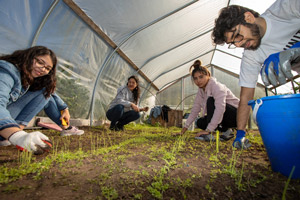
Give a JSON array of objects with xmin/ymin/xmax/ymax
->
[{"xmin": 0, "ymin": 125, "xmax": 299, "ymax": 200}]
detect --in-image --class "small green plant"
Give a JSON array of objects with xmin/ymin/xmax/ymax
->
[
  {"xmin": 101, "ymin": 186, "xmax": 118, "ymax": 200},
  {"xmin": 147, "ymin": 179, "xmax": 169, "ymax": 200},
  {"xmin": 133, "ymin": 193, "xmax": 142, "ymax": 199},
  {"xmin": 205, "ymin": 183, "xmax": 212, "ymax": 193},
  {"xmin": 18, "ymin": 149, "xmax": 33, "ymax": 166},
  {"xmin": 237, "ymin": 161, "xmax": 245, "ymax": 191},
  {"xmin": 282, "ymin": 166, "xmax": 296, "ymax": 200},
  {"xmin": 216, "ymin": 130, "xmax": 220, "ymax": 153}
]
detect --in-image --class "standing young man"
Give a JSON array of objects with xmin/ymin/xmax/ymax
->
[{"xmin": 212, "ymin": 0, "xmax": 300, "ymax": 149}]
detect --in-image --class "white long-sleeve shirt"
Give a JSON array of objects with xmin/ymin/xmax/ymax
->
[{"xmin": 109, "ymin": 85, "xmax": 137, "ymax": 112}]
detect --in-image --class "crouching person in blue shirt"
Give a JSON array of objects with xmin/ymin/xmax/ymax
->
[{"xmin": 0, "ymin": 46, "xmax": 83, "ymax": 155}]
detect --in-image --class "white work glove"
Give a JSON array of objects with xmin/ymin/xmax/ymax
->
[
  {"xmin": 8, "ymin": 131, "xmax": 52, "ymax": 155},
  {"xmin": 261, "ymin": 42, "xmax": 300, "ymax": 87}
]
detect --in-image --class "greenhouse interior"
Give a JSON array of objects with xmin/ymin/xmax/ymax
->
[
  {"xmin": 0, "ymin": 0, "xmax": 299, "ymax": 127},
  {"xmin": 2, "ymin": 1, "xmax": 300, "ymax": 199}
]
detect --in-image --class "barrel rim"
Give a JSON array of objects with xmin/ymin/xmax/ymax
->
[{"xmin": 248, "ymin": 94, "xmax": 300, "ymax": 105}]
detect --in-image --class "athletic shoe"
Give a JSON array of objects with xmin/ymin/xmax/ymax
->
[
  {"xmin": 116, "ymin": 123, "xmax": 124, "ymax": 131},
  {"xmin": 220, "ymin": 129, "xmax": 234, "ymax": 141},
  {"xmin": 109, "ymin": 123, "xmax": 124, "ymax": 131},
  {"xmin": 60, "ymin": 126, "xmax": 84, "ymax": 136},
  {"xmin": 0, "ymin": 140, "xmax": 12, "ymax": 146},
  {"xmin": 195, "ymin": 134, "xmax": 215, "ymax": 142}
]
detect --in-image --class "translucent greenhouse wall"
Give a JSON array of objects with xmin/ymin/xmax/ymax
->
[
  {"xmin": 0, "ymin": 0, "xmax": 157, "ymax": 124},
  {"xmin": 156, "ymin": 67, "xmax": 269, "ymax": 129},
  {"xmin": 0, "ymin": 0, "xmax": 286, "ymax": 127}
]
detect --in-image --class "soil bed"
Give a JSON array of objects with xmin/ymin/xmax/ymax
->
[{"xmin": 0, "ymin": 124, "xmax": 299, "ymax": 200}]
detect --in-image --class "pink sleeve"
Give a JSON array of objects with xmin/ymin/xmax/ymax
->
[
  {"xmin": 206, "ymin": 83, "xmax": 227, "ymax": 131},
  {"xmin": 184, "ymin": 90, "xmax": 202, "ymax": 128}
]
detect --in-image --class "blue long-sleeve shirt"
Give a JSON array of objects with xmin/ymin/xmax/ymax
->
[{"xmin": 0, "ymin": 60, "xmax": 67, "ymax": 130}]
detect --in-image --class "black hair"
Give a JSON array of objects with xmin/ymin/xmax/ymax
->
[
  {"xmin": 0, "ymin": 46, "xmax": 57, "ymax": 98},
  {"xmin": 189, "ymin": 60, "xmax": 211, "ymax": 79},
  {"xmin": 127, "ymin": 75, "xmax": 140, "ymax": 104},
  {"xmin": 212, "ymin": 5, "xmax": 260, "ymax": 44}
]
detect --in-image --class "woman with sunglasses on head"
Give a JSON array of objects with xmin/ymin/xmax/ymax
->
[
  {"xmin": 106, "ymin": 75, "xmax": 149, "ymax": 131},
  {"xmin": 178, "ymin": 60, "xmax": 241, "ymax": 142},
  {"xmin": 0, "ymin": 46, "xmax": 83, "ymax": 155}
]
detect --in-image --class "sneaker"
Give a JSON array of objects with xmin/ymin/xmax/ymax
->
[
  {"xmin": 116, "ymin": 123, "xmax": 124, "ymax": 131},
  {"xmin": 220, "ymin": 129, "xmax": 234, "ymax": 141},
  {"xmin": 109, "ymin": 123, "xmax": 124, "ymax": 131},
  {"xmin": 61, "ymin": 126, "xmax": 84, "ymax": 136},
  {"xmin": 0, "ymin": 140, "xmax": 12, "ymax": 146},
  {"xmin": 195, "ymin": 134, "xmax": 215, "ymax": 142}
]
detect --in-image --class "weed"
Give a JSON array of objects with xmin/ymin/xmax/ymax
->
[
  {"xmin": 133, "ymin": 193, "xmax": 142, "ymax": 199},
  {"xmin": 282, "ymin": 166, "xmax": 296, "ymax": 200},
  {"xmin": 2, "ymin": 184, "xmax": 32, "ymax": 194},
  {"xmin": 237, "ymin": 161, "xmax": 245, "ymax": 191},
  {"xmin": 18, "ymin": 150, "xmax": 33, "ymax": 166},
  {"xmin": 216, "ymin": 130, "xmax": 220, "ymax": 153},
  {"xmin": 205, "ymin": 183, "xmax": 212, "ymax": 193},
  {"xmin": 101, "ymin": 186, "xmax": 118, "ymax": 200}
]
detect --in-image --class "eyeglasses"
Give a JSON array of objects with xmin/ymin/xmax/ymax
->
[
  {"xmin": 34, "ymin": 57, "xmax": 52, "ymax": 72},
  {"xmin": 228, "ymin": 24, "xmax": 244, "ymax": 49}
]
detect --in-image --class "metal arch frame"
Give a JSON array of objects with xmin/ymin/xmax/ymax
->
[
  {"xmin": 63, "ymin": 0, "xmax": 200, "ymax": 124},
  {"xmin": 157, "ymin": 74, "xmax": 190, "ymax": 95},
  {"xmin": 210, "ymin": 63, "xmax": 272, "ymax": 91},
  {"xmin": 208, "ymin": 0, "xmax": 231, "ymax": 75},
  {"xmin": 87, "ymin": 0, "xmax": 199, "ymax": 125},
  {"xmin": 138, "ymin": 49, "xmax": 214, "ymax": 105},
  {"xmin": 157, "ymin": 50, "xmax": 214, "ymax": 90},
  {"xmin": 31, "ymin": 0, "xmax": 60, "ymax": 47},
  {"xmin": 136, "ymin": 28, "xmax": 213, "ymax": 105},
  {"xmin": 31, "ymin": 0, "xmax": 247, "ymax": 124},
  {"xmin": 136, "ymin": 28, "xmax": 213, "ymax": 107},
  {"xmin": 136, "ymin": 29, "xmax": 213, "ymax": 73},
  {"xmin": 214, "ymin": 49, "xmax": 243, "ymax": 60},
  {"xmin": 156, "ymin": 59, "xmax": 240, "ymax": 95}
]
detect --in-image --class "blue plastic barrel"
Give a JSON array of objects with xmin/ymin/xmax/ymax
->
[{"xmin": 248, "ymin": 94, "xmax": 300, "ymax": 179}]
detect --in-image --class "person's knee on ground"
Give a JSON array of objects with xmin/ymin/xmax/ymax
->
[{"xmin": 196, "ymin": 117, "xmax": 208, "ymax": 130}]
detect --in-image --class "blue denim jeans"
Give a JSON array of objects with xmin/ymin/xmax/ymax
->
[
  {"xmin": 0, "ymin": 91, "xmax": 66, "ymax": 141},
  {"xmin": 0, "ymin": 90, "xmax": 49, "ymax": 141},
  {"xmin": 106, "ymin": 104, "xmax": 140, "ymax": 127},
  {"xmin": 7, "ymin": 90, "xmax": 49, "ymax": 127},
  {"xmin": 44, "ymin": 95, "xmax": 67, "ymax": 125}
]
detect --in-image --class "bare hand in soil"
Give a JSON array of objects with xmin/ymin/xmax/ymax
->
[{"xmin": 195, "ymin": 131, "xmax": 209, "ymax": 137}]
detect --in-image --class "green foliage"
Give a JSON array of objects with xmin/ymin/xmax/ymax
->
[
  {"xmin": 101, "ymin": 186, "xmax": 118, "ymax": 200},
  {"xmin": 147, "ymin": 179, "xmax": 169, "ymax": 200},
  {"xmin": 1, "ymin": 124, "xmax": 299, "ymax": 199},
  {"xmin": 2, "ymin": 184, "xmax": 32, "ymax": 194},
  {"xmin": 56, "ymin": 75, "xmax": 90, "ymax": 119},
  {"xmin": 282, "ymin": 166, "xmax": 296, "ymax": 200}
]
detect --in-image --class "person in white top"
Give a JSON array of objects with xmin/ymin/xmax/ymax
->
[
  {"xmin": 212, "ymin": 0, "xmax": 300, "ymax": 149},
  {"xmin": 106, "ymin": 75, "xmax": 148, "ymax": 131},
  {"xmin": 178, "ymin": 60, "xmax": 242, "ymax": 142}
]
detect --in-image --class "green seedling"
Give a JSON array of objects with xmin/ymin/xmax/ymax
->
[
  {"xmin": 237, "ymin": 161, "xmax": 245, "ymax": 191},
  {"xmin": 216, "ymin": 130, "xmax": 219, "ymax": 153},
  {"xmin": 282, "ymin": 166, "xmax": 296, "ymax": 200},
  {"xmin": 101, "ymin": 186, "xmax": 118, "ymax": 200},
  {"xmin": 18, "ymin": 148, "xmax": 33, "ymax": 166}
]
